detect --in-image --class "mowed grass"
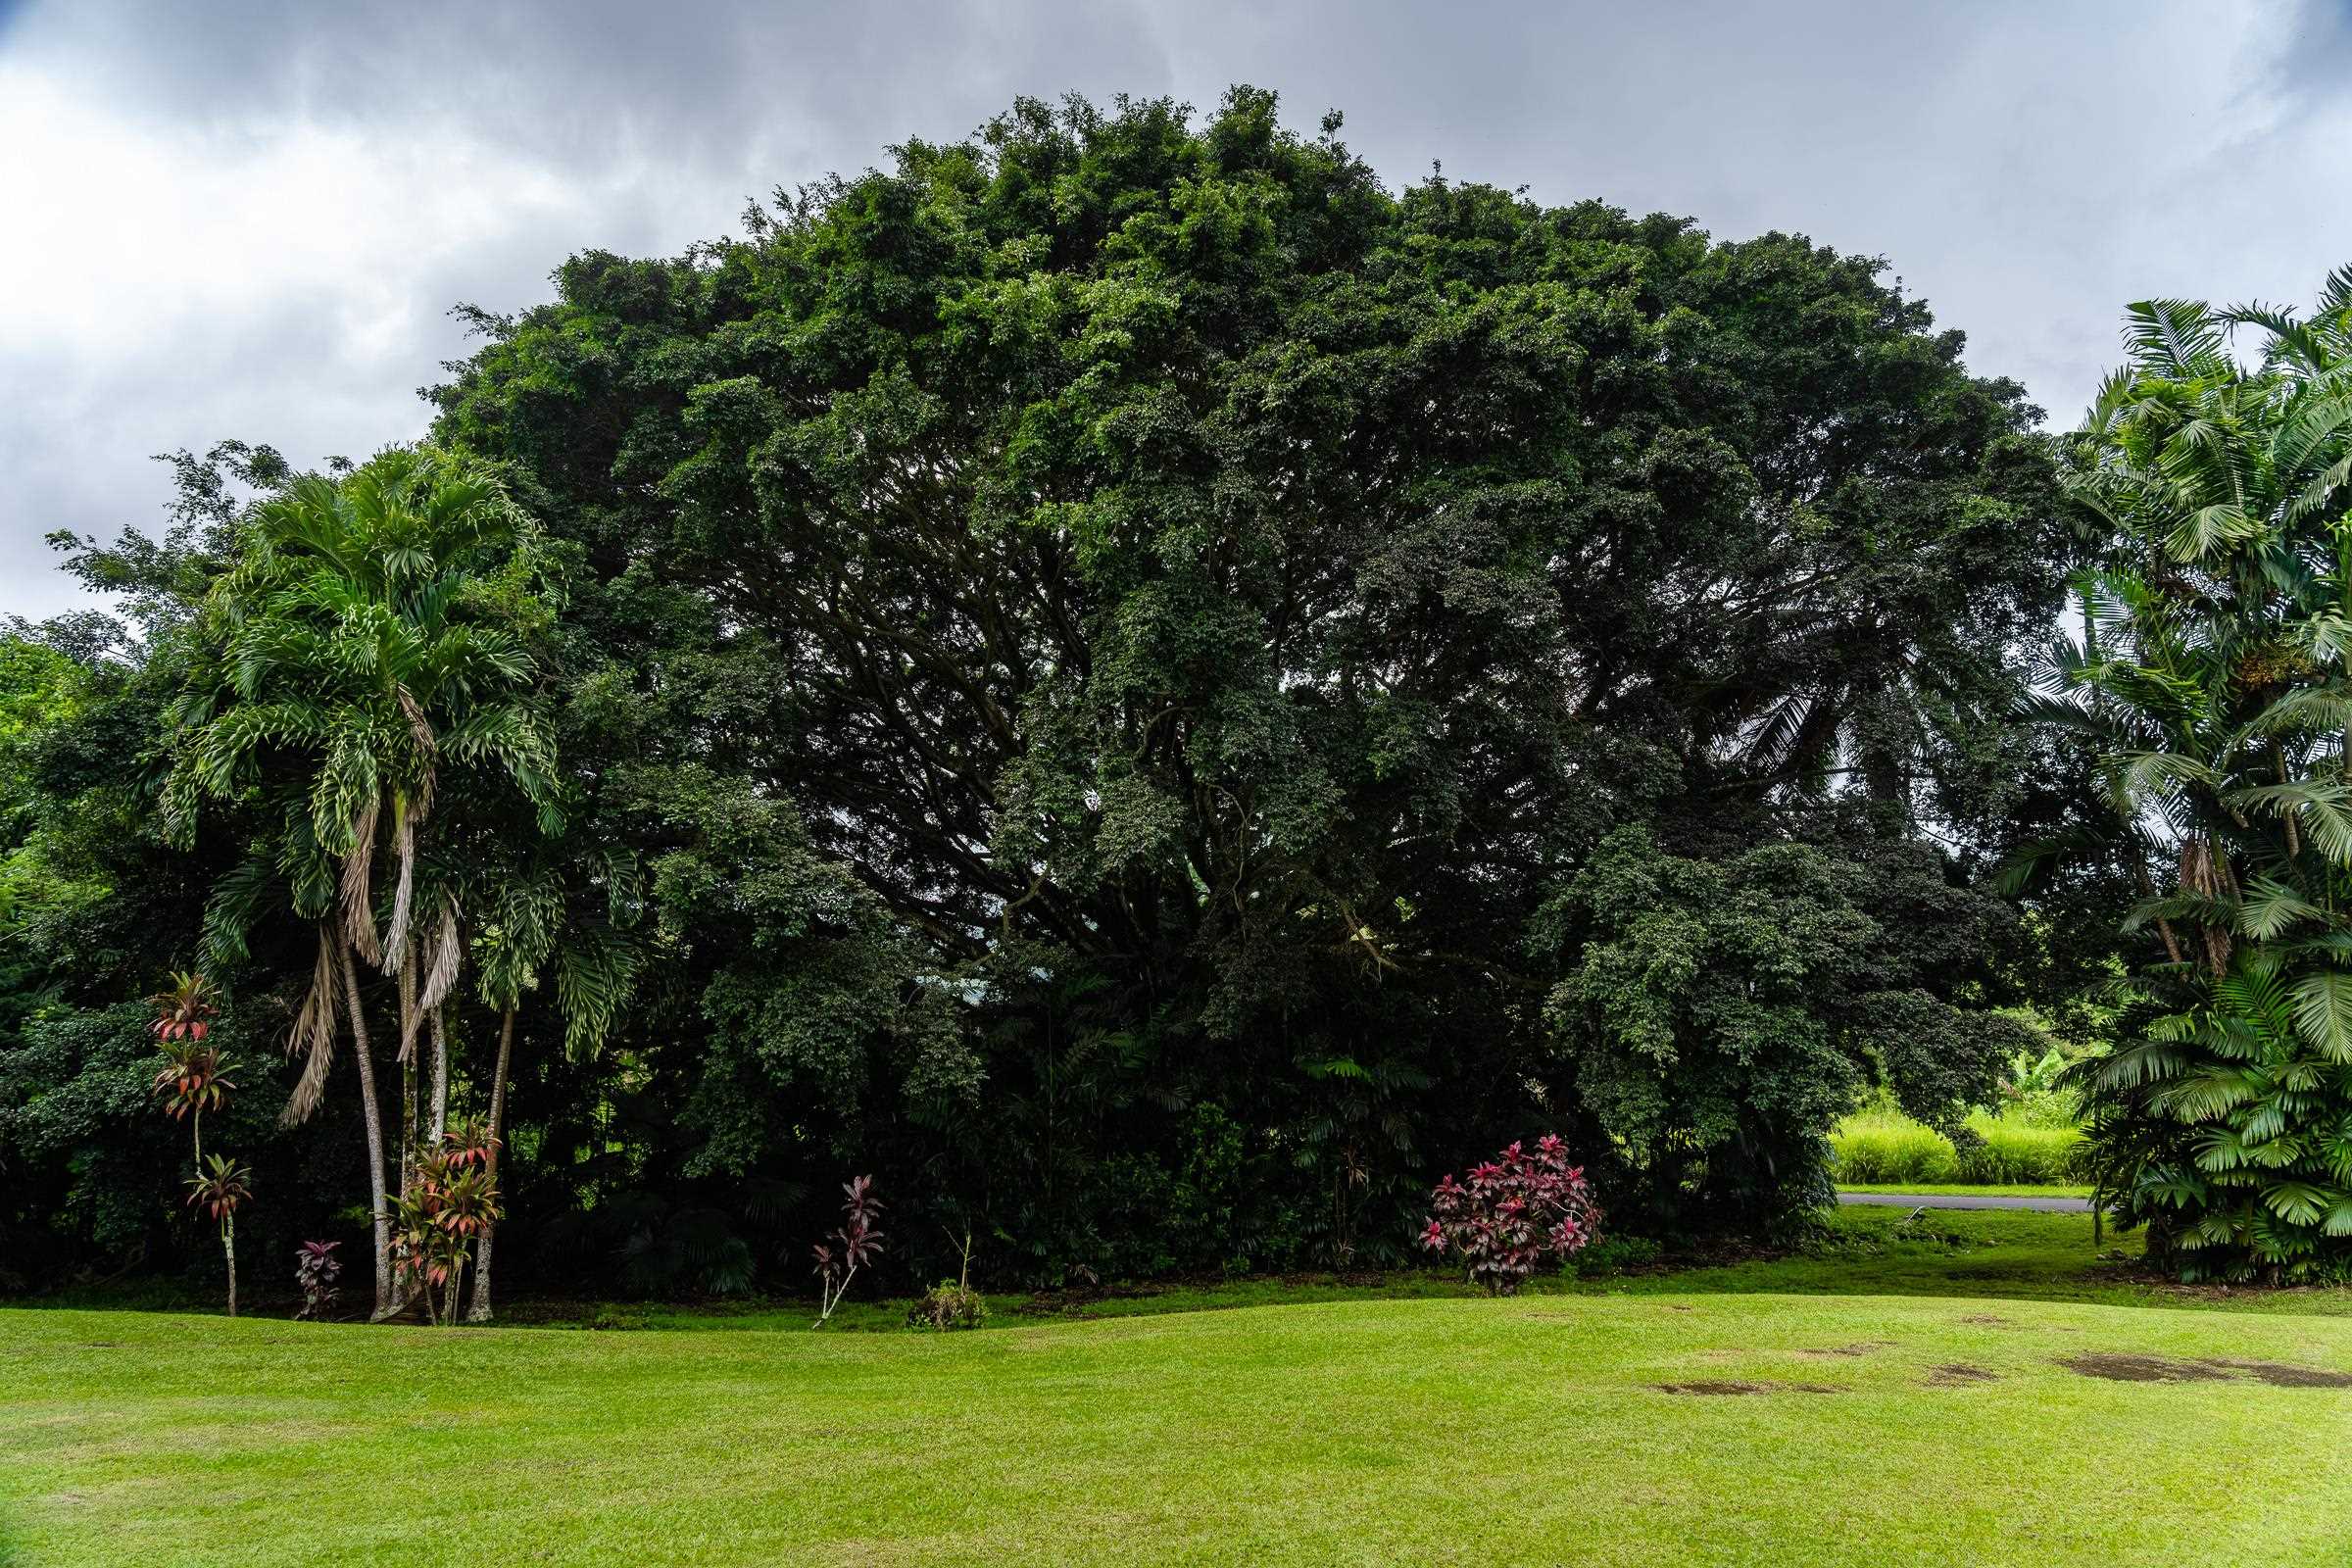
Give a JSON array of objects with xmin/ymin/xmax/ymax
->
[
  {"xmin": 1837, "ymin": 1182, "xmax": 2091, "ymax": 1199},
  {"xmin": 7, "ymin": 1211, "xmax": 2352, "ymax": 1567}
]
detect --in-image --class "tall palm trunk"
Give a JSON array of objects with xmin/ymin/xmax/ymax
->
[
  {"xmin": 398, "ymin": 953, "xmax": 419, "ymax": 1200},
  {"xmin": 428, "ymin": 1003, "xmax": 450, "ymax": 1144},
  {"xmin": 337, "ymin": 935, "xmax": 395, "ymax": 1319},
  {"xmin": 466, "ymin": 1005, "xmax": 516, "ymax": 1323}
]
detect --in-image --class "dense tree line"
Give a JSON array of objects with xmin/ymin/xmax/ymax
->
[{"xmin": 0, "ymin": 91, "xmax": 2107, "ymax": 1307}]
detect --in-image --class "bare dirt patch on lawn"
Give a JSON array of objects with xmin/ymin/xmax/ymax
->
[
  {"xmin": 2199, "ymin": 1358, "xmax": 2352, "ymax": 1389},
  {"xmin": 2057, "ymin": 1352, "xmax": 2352, "ymax": 1387},
  {"xmin": 1653, "ymin": 1380, "xmax": 1841, "ymax": 1396}
]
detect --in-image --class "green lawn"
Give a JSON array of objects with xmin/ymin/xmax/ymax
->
[
  {"xmin": 6, "ymin": 1211, "xmax": 2352, "ymax": 1566},
  {"xmin": 1837, "ymin": 1182, "xmax": 2092, "ymax": 1199}
]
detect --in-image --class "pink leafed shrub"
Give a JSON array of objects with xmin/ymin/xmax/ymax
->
[{"xmin": 1419, "ymin": 1135, "xmax": 1600, "ymax": 1295}]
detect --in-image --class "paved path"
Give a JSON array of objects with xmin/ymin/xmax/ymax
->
[{"xmin": 1838, "ymin": 1191, "xmax": 2090, "ymax": 1213}]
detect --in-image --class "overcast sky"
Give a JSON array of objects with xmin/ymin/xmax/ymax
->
[{"xmin": 4, "ymin": 0, "xmax": 2349, "ymax": 618}]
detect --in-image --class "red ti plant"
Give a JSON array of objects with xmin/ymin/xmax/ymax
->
[
  {"xmin": 811, "ymin": 1174, "xmax": 884, "ymax": 1327},
  {"xmin": 390, "ymin": 1134, "xmax": 502, "ymax": 1326},
  {"xmin": 440, "ymin": 1114, "xmax": 500, "ymax": 1174},
  {"xmin": 185, "ymin": 1155, "xmax": 254, "ymax": 1316},
  {"xmin": 149, "ymin": 972, "xmax": 248, "ymax": 1315},
  {"xmin": 148, "ymin": 970, "xmax": 219, "ymax": 1044},
  {"xmin": 295, "ymin": 1240, "xmax": 343, "ymax": 1320},
  {"xmin": 1419, "ymin": 1135, "xmax": 1600, "ymax": 1295},
  {"xmin": 151, "ymin": 1040, "xmax": 238, "ymax": 1158}
]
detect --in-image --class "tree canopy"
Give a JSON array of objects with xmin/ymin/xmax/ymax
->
[{"xmin": 2, "ymin": 89, "xmax": 2085, "ymax": 1299}]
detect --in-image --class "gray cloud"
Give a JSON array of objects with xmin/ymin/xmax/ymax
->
[{"xmin": 6, "ymin": 0, "xmax": 2350, "ymax": 617}]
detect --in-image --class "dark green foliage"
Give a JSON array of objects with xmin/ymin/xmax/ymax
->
[
  {"xmin": 421, "ymin": 88, "xmax": 2067, "ymax": 1270},
  {"xmin": 2, "ymin": 90, "xmax": 2082, "ymax": 1294},
  {"xmin": 1544, "ymin": 827, "xmax": 2039, "ymax": 1227},
  {"xmin": 2050, "ymin": 281, "xmax": 2352, "ymax": 1280}
]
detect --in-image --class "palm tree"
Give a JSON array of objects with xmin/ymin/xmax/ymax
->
[
  {"xmin": 2045, "ymin": 282, "xmax": 2352, "ymax": 1278},
  {"xmin": 458, "ymin": 845, "xmax": 639, "ymax": 1321},
  {"xmin": 165, "ymin": 445, "xmax": 563, "ymax": 1317}
]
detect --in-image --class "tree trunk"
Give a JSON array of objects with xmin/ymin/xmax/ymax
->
[
  {"xmin": 428, "ymin": 1003, "xmax": 449, "ymax": 1144},
  {"xmin": 223, "ymin": 1219, "xmax": 237, "ymax": 1318},
  {"xmin": 338, "ymin": 935, "xmax": 395, "ymax": 1320},
  {"xmin": 398, "ymin": 955, "xmax": 419, "ymax": 1200},
  {"xmin": 465, "ymin": 1005, "xmax": 516, "ymax": 1324}
]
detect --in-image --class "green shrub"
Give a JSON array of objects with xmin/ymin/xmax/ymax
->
[
  {"xmin": 1561, "ymin": 1234, "xmax": 1663, "ymax": 1278},
  {"xmin": 906, "ymin": 1281, "xmax": 987, "ymax": 1331},
  {"xmin": 585, "ymin": 1305, "xmax": 652, "ymax": 1332}
]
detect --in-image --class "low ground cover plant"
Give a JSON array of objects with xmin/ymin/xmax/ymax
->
[
  {"xmin": 907, "ymin": 1281, "xmax": 986, "ymax": 1330},
  {"xmin": 1561, "ymin": 1234, "xmax": 1663, "ymax": 1278},
  {"xmin": 907, "ymin": 1229, "xmax": 985, "ymax": 1330}
]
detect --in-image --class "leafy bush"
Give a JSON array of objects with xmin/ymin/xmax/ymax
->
[
  {"xmin": 906, "ymin": 1281, "xmax": 987, "ymax": 1331},
  {"xmin": 907, "ymin": 1228, "xmax": 984, "ymax": 1330},
  {"xmin": 1543, "ymin": 830, "xmax": 2038, "ymax": 1229},
  {"xmin": 1419, "ymin": 1136, "xmax": 1599, "ymax": 1294},
  {"xmin": 528, "ymin": 1189, "xmax": 769, "ymax": 1299},
  {"xmin": 1058, "ymin": 1102, "xmax": 1301, "ymax": 1283},
  {"xmin": 585, "ymin": 1305, "xmax": 652, "ymax": 1331}
]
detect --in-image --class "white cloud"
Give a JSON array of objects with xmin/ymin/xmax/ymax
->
[{"xmin": 5, "ymin": 0, "xmax": 2352, "ymax": 618}]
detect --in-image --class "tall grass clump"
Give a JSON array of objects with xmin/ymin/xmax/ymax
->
[
  {"xmin": 1828, "ymin": 1107, "xmax": 1958, "ymax": 1184},
  {"xmin": 1829, "ymin": 1105, "xmax": 2082, "ymax": 1186}
]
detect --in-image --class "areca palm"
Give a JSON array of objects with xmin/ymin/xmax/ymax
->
[
  {"xmin": 165, "ymin": 445, "xmax": 563, "ymax": 1314},
  {"xmin": 452, "ymin": 838, "xmax": 640, "ymax": 1321},
  {"xmin": 2048, "ymin": 283, "xmax": 2352, "ymax": 1278}
]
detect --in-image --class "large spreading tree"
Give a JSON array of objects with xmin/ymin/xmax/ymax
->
[{"xmin": 421, "ymin": 87, "xmax": 2070, "ymax": 1262}]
